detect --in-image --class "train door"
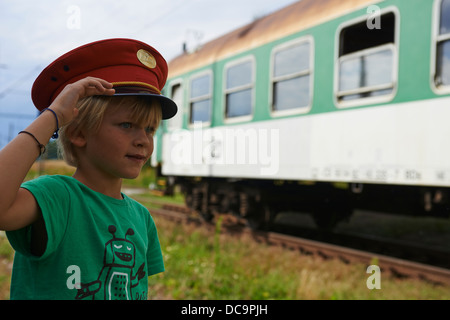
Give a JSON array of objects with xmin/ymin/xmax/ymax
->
[
  {"xmin": 160, "ymin": 80, "xmax": 184, "ymax": 173},
  {"xmin": 162, "ymin": 71, "xmax": 214, "ymax": 177}
]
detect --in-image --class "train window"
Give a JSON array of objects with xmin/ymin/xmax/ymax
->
[
  {"xmin": 337, "ymin": 11, "xmax": 397, "ymax": 105},
  {"xmin": 271, "ymin": 39, "xmax": 312, "ymax": 114},
  {"xmin": 224, "ymin": 58, "xmax": 254, "ymax": 120},
  {"xmin": 189, "ymin": 73, "xmax": 212, "ymax": 124},
  {"xmin": 167, "ymin": 82, "xmax": 183, "ymax": 130},
  {"xmin": 435, "ymin": 0, "xmax": 450, "ymax": 87}
]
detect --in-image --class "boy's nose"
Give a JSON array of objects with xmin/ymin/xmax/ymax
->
[{"xmin": 133, "ymin": 129, "xmax": 152, "ymax": 147}]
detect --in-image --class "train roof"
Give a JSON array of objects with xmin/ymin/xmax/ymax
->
[{"xmin": 168, "ymin": 0, "xmax": 381, "ymax": 78}]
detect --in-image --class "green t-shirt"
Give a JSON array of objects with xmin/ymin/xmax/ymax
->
[{"xmin": 6, "ymin": 175, "xmax": 164, "ymax": 300}]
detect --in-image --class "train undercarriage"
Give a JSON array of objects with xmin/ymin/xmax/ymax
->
[{"xmin": 167, "ymin": 177, "xmax": 450, "ymax": 230}]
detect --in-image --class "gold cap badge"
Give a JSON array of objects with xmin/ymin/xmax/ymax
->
[{"xmin": 137, "ymin": 49, "xmax": 156, "ymax": 69}]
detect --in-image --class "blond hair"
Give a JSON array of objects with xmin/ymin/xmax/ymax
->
[{"xmin": 58, "ymin": 95, "xmax": 162, "ymax": 167}]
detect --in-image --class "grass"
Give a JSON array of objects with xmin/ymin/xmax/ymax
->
[
  {"xmin": 0, "ymin": 233, "xmax": 13, "ymax": 299},
  {"xmin": 145, "ymin": 212, "xmax": 450, "ymax": 300}
]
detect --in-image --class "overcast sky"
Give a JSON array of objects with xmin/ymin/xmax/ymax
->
[{"xmin": 0, "ymin": 0, "xmax": 298, "ymax": 149}]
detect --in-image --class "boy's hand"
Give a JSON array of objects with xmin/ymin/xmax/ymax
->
[{"xmin": 49, "ymin": 77, "xmax": 115, "ymax": 126}]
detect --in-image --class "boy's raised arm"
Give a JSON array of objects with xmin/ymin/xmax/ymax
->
[{"xmin": 0, "ymin": 77, "xmax": 114, "ymax": 231}]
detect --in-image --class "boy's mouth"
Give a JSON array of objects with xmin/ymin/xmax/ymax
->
[{"xmin": 126, "ymin": 154, "xmax": 147, "ymax": 162}]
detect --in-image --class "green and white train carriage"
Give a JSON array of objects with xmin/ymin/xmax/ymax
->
[{"xmin": 154, "ymin": 0, "xmax": 450, "ymax": 228}]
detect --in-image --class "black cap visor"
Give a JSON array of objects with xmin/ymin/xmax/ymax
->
[{"xmin": 113, "ymin": 86, "xmax": 177, "ymax": 120}]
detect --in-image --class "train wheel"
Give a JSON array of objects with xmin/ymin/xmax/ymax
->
[
  {"xmin": 311, "ymin": 202, "xmax": 351, "ymax": 230},
  {"xmin": 199, "ymin": 210, "xmax": 214, "ymax": 222},
  {"xmin": 184, "ymin": 185, "xmax": 213, "ymax": 221},
  {"xmin": 312, "ymin": 209, "xmax": 338, "ymax": 230},
  {"xmin": 246, "ymin": 202, "xmax": 273, "ymax": 230}
]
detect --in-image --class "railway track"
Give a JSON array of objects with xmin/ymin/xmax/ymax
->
[{"xmin": 139, "ymin": 198, "xmax": 450, "ymax": 286}]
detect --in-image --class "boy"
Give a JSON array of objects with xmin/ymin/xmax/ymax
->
[{"xmin": 0, "ymin": 38, "xmax": 177, "ymax": 300}]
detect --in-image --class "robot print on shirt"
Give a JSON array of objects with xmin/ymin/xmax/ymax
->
[{"xmin": 75, "ymin": 225, "xmax": 146, "ymax": 300}]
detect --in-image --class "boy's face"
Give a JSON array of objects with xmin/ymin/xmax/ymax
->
[{"xmin": 81, "ymin": 101, "xmax": 157, "ymax": 180}]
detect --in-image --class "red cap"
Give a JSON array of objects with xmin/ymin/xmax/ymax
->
[{"xmin": 31, "ymin": 38, "xmax": 177, "ymax": 119}]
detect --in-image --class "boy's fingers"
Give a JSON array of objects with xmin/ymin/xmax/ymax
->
[
  {"xmin": 86, "ymin": 87, "xmax": 115, "ymax": 97},
  {"xmin": 88, "ymin": 77, "xmax": 113, "ymax": 89},
  {"xmin": 104, "ymin": 88, "xmax": 116, "ymax": 95},
  {"xmin": 98, "ymin": 78, "xmax": 114, "ymax": 89},
  {"xmin": 83, "ymin": 77, "xmax": 115, "ymax": 96}
]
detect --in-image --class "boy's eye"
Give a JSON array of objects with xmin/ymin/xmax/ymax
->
[
  {"xmin": 120, "ymin": 122, "xmax": 132, "ymax": 129},
  {"xmin": 119, "ymin": 122, "xmax": 156, "ymax": 135},
  {"xmin": 145, "ymin": 126, "xmax": 156, "ymax": 135}
]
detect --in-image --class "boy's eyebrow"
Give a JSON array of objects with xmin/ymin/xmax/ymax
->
[{"xmin": 116, "ymin": 116, "xmax": 158, "ymax": 128}]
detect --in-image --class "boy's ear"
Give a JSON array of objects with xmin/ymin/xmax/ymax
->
[{"xmin": 68, "ymin": 127, "xmax": 87, "ymax": 148}]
